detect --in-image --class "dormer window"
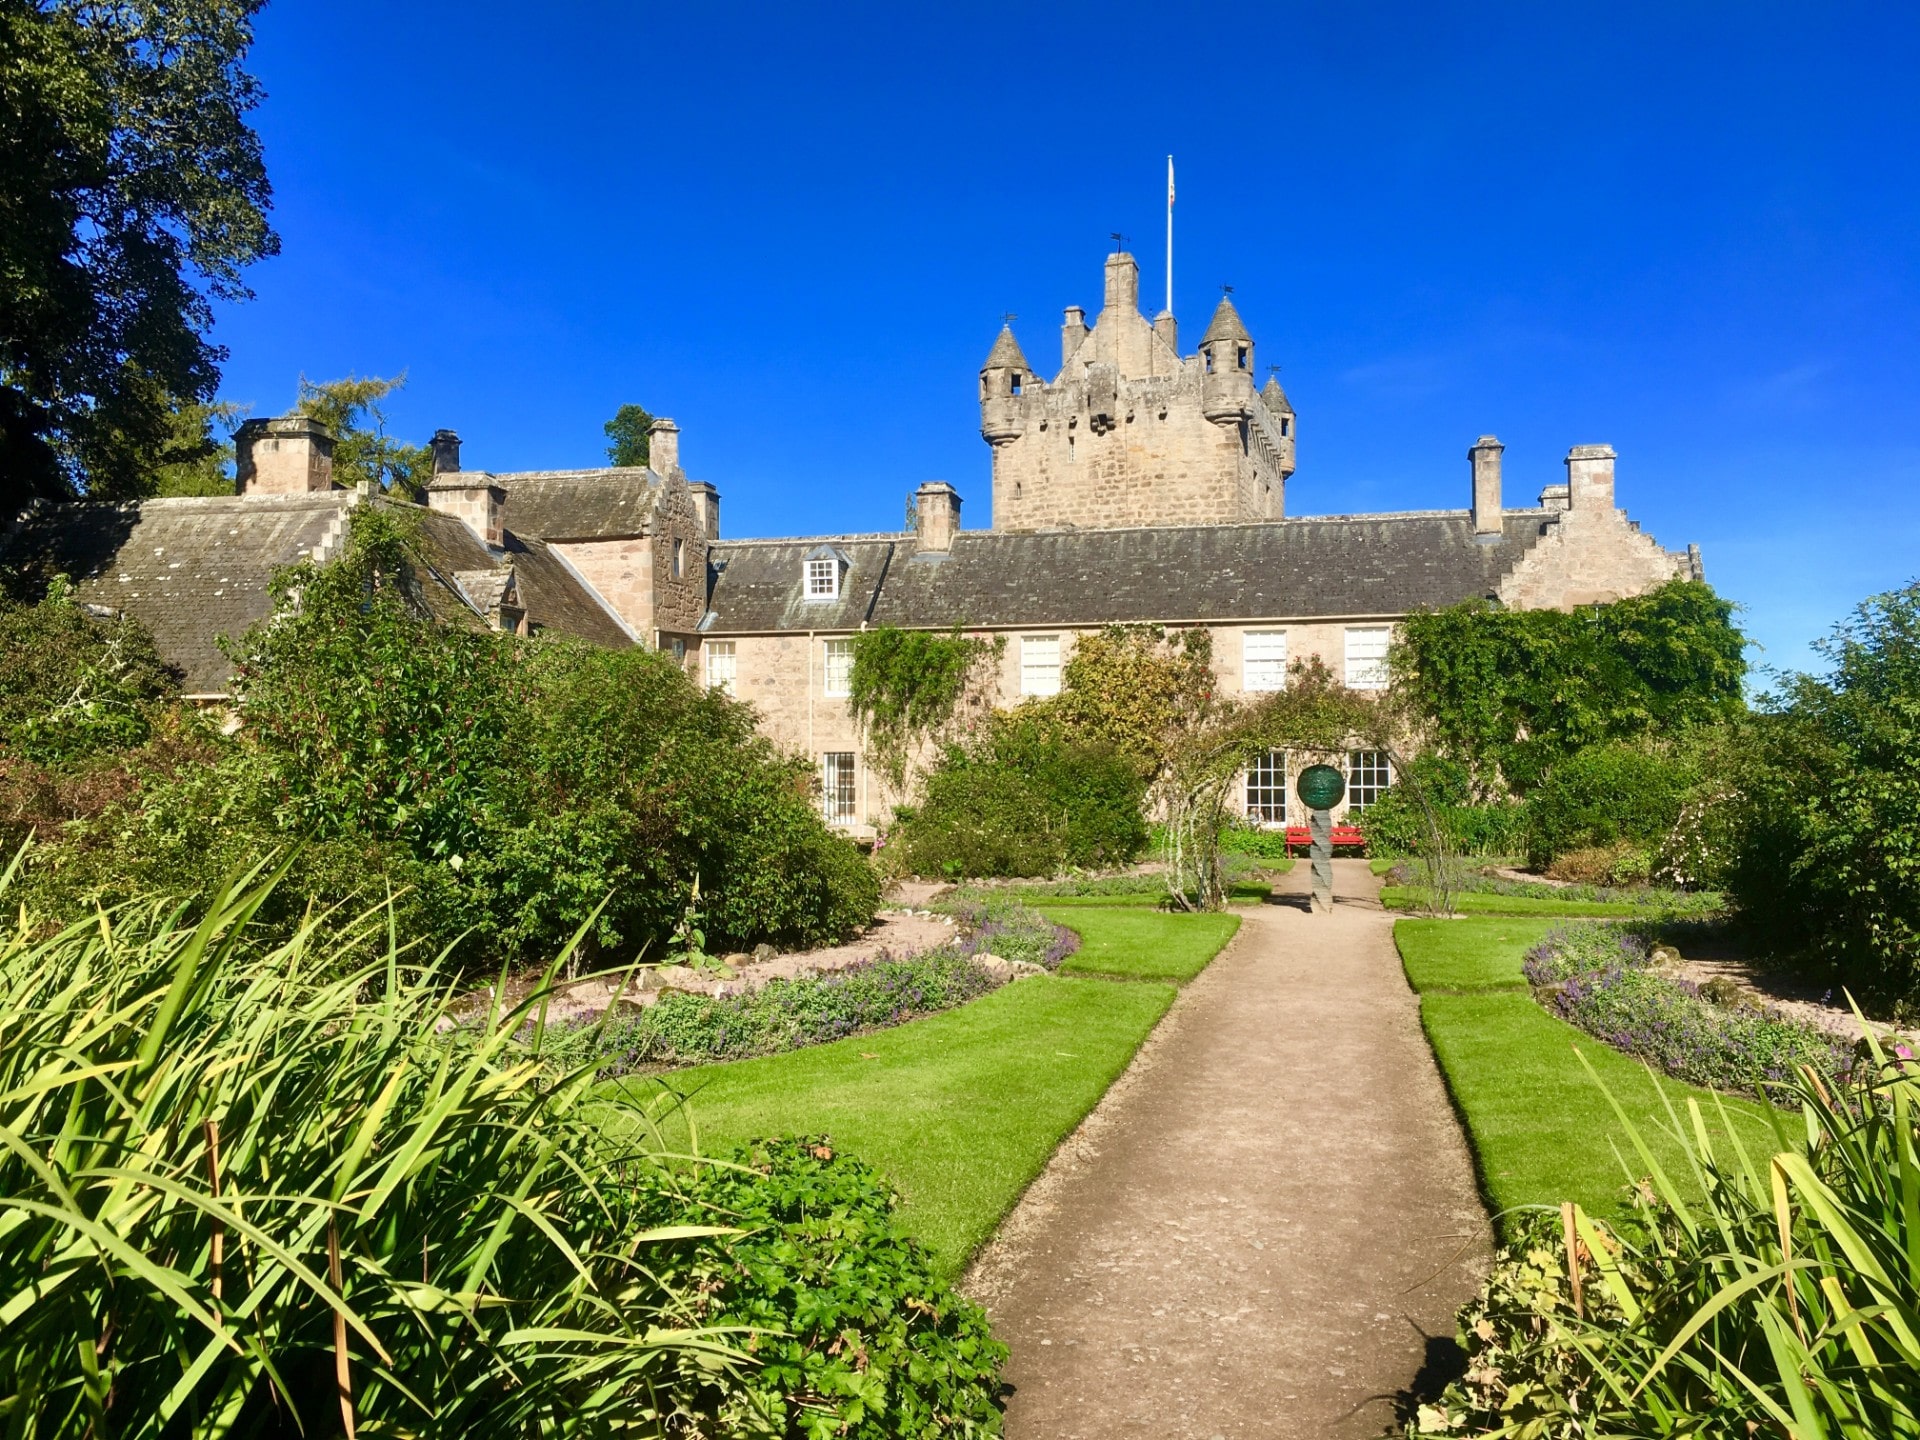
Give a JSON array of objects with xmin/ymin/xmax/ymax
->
[{"xmin": 805, "ymin": 556, "xmax": 840, "ymax": 599}]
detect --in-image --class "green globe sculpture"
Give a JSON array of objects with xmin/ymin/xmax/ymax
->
[{"xmin": 1295, "ymin": 763, "xmax": 1346, "ymax": 812}]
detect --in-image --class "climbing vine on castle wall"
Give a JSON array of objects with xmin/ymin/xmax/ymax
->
[{"xmin": 847, "ymin": 627, "xmax": 1003, "ymax": 795}]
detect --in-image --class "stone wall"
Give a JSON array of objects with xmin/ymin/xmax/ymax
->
[
  {"xmin": 1496, "ymin": 449, "xmax": 1692, "ymax": 609},
  {"xmin": 549, "ymin": 475, "xmax": 709, "ymax": 643}
]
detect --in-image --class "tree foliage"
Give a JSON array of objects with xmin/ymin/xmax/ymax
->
[
  {"xmin": 1712, "ymin": 580, "xmax": 1920, "ymax": 1011},
  {"xmin": 603, "ymin": 402, "xmax": 654, "ymax": 467},
  {"xmin": 10, "ymin": 507, "xmax": 881, "ymax": 967},
  {"xmin": 0, "ymin": 576, "xmax": 178, "ymax": 765},
  {"xmin": 296, "ymin": 373, "xmax": 431, "ymax": 498},
  {"xmin": 846, "ymin": 626, "xmax": 1001, "ymax": 795},
  {"xmin": 1041, "ymin": 623, "xmax": 1219, "ymax": 781},
  {"xmin": 0, "ymin": 0, "xmax": 276, "ymax": 508},
  {"xmin": 1393, "ymin": 579, "xmax": 1747, "ymax": 795}
]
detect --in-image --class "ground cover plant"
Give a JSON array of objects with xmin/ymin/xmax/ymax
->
[
  {"xmin": 624, "ymin": 975, "xmax": 1180, "ymax": 1278},
  {"xmin": 1042, "ymin": 906, "xmax": 1243, "ymax": 983},
  {"xmin": 1379, "ymin": 860, "xmax": 1725, "ymax": 919},
  {"xmin": 1397, "ymin": 918, "xmax": 1772, "ymax": 1227},
  {"xmin": 1525, "ymin": 922, "xmax": 1854, "ymax": 1101},
  {"xmin": 1413, "ymin": 1038, "xmax": 1920, "ymax": 1438}
]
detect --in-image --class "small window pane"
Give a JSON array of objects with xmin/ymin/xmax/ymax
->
[
  {"xmin": 1344, "ymin": 626, "xmax": 1391, "ymax": 690},
  {"xmin": 822, "ymin": 752, "xmax": 857, "ymax": 823},
  {"xmin": 1242, "ymin": 630, "xmax": 1287, "ymax": 692},
  {"xmin": 805, "ymin": 557, "xmax": 838, "ymax": 598},
  {"xmin": 1245, "ymin": 750, "xmax": 1288, "ymax": 824},
  {"xmin": 1021, "ymin": 634, "xmax": 1061, "ymax": 696},
  {"xmin": 1347, "ymin": 750, "xmax": 1393, "ymax": 813},
  {"xmin": 706, "ymin": 640, "xmax": 736, "ymax": 695},
  {"xmin": 823, "ymin": 638, "xmax": 854, "ymax": 697}
]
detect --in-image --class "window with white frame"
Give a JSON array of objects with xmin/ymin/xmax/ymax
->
[
  {"xmin": 1020, "ymin": 634, "xmax": 1062, "ymax": 696},
  {"xmin": 1347, "ymin": 750, "xmax": 1394, "ymax": 812},
  {"xmin": 1344, "ymin": 626, "xmax": 1391, "ymax": 690},
  {"xmin": 1242, "ymin": 630, "xmax": 1287, "ymax": 692},
  {"xmin": 822, "ymin": 752, "xmax": 857, "ymax": 824},
  {"xmin": 823, "ymin": 638, "xmax": 854, "ymax": 697},
  {"xmin": 705, "ymin": 640, "xmax": 736, "ymax": 695},
  {"xmin": 1245, "ymin": 750, "xmax": 1288, "ymax": 824},
  {"xmin": 805, "ymin": 556, "xmax": 839, "ymax": 599}
]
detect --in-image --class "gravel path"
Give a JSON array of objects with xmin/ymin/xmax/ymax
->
[{"xmin": 965, "ymin": 859, "xmax": 1490, "ymax": 1439}]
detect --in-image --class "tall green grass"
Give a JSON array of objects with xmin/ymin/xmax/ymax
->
[
  {"xmin": 0, "ymin": 853, "xmax": 745, "ymax": 1437},
  {"xmin": 1423, "ymin": 1035, "xmax": 1920, "ymax": 1437}
]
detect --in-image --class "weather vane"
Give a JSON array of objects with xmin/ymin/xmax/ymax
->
[
  {"xmin": 1221, "ymin": 283, "xmax": 1235, "ymax": 295},
  {"xmin": 1110, "ymin": 231, "xmax": 1128, "ymax": 252},
  {"xmin": 1001, "ymin": 311, "xmax": 1018, "ymax": 326}
]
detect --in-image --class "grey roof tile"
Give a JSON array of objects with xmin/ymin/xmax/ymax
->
[
  {"xmin": 707, "ymin": 511, "xmax": 1555, "ymax": 633},
  {"xmin": 489, "ymin": 468, "xmax": 663, "ymax": 540}
]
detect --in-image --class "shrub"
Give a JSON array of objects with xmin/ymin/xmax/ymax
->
[
  {"xmin": 895, "ymin": 712, "xmax": 1147, "ymax": 878},
  {"xmin": 635, "ymin": 1138, "xmax": 1009, "ymax": 1438},
  {"xmin": 1712, "ymin": 580, "xmax": 1920, "ymax": 1013},
  {"xmin": 0, "ymin": 579, "xmax": 178, "ymax": 766},
  {"xmin": 1524, "ymin": 740, "xmax": 1691, "ymax": 870},
  {"xmin": 550, "ymin": 949, "xmax": 1003, "ymax": 1073},
  {"xmin": 1359, "ymin": 754, "xmax": 1527, "ymax": 857},
  {"xmin": 1544, "ymin": 839, "xmax": 1654, "ymax": 887},
  {"xmin": 1393, "ymin": 578, "xmax": 1747, "ymax": 794},
  {"xmin": 1414, "ymin": 1041, "xmax": 1920, "ymax": 1437}
]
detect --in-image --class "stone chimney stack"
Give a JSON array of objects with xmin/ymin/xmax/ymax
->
[
  {"xmin": 1469, "ymin": 434, "xmax": 1504, "ymax": 537},
  {"xmin": 687, "ymin": 480, "xmax": 720, "ymax": 540},
  {"xmin": 430, "ymin": 428, "xmax": 462, "ymax": 475},
  {"xmin": 1153, "ymin": 311, "xmax": 1178, "ymax": 351},
  {"xmin": 1103, "ymin": 252, "xmax": 1140, "ymax": 317},
  {"xmin": 648, "ymin": 417, "xmax": 681, "ymax": 476},
  {"xmin": 1061, "ymin": 306, "xmax": 1089, "ymax": 368},
  {"xmin": 427, "ymin": 472, "xmax": 507, "ymax": 549},
  {"xmin": 235, "ymin": 415, "xmax": 336, "ymax": 495},
  {"xmin": 914, "ymin": 481, "xmax": 961, "ymax": 553},
  {"xmin": 1565, "ymin": 444, "xmax": 1616, "ymax": 510}
]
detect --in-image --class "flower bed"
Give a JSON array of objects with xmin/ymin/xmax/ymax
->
[
  {"xmin": 1523, "ymin": 923, "xmax": 1852, "ymax": 1100},
  {"xmin": 934, "ymin": 891, "xmax": 1083, "ymax": 969}
]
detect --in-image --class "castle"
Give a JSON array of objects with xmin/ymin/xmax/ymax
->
[{"xmin": 1, "ymin": 248, "xmax": 1704, "ymax": 833}]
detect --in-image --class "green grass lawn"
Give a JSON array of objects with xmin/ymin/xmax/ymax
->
[
  {"xmin": 611, "ymin": 908, "xmax": 1244, "ymax": 1279},
  {"xmin": 1399, "ymin": 919, "xmax": 1779, "ymax": 1233},
  {"xmin": 1381, "ymin": 886, "xmax": 1654, "ymax": 918},
  {"xmin": 1041, "ymin": 906, "xmax": 1243, "ymax": 982}
]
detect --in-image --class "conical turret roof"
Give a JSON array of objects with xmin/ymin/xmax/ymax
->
[
  {"xmin": 982, "ymin": 324, "xmax": 1031, "ymax": 371},
  {"xmin": 1262, "ymin": 372, "xmax": 1293, "ymax": 413},
  {"xmin": 1200, "ymin": 295, "xmax": 1252, "ymax": 346}
]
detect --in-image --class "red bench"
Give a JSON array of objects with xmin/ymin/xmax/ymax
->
[{"xmin": 1283, "ymin": 824, "xmax": 1367, "ymax": 855}]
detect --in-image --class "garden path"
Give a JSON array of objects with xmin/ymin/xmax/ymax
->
[{"xmin": 965, "ymin": 859, "xmax": 1491, "ymax": 1439}]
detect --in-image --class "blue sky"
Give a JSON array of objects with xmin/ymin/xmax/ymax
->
[{"xmin": 210, "ymin": 1, "xmax": 1920, "ymax": 678}]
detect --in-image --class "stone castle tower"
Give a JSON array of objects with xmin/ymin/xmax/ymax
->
[{"xmin": 980, "ymin": 250, "xmax": 1296, "ymax": 531}]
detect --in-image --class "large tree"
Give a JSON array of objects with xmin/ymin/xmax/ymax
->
[
  {"xmin": 297, "ymin": 373, "xmax": 431, "ymax": 498},
  {"xmin": 602, "ymin": 402, "xmax": 652, "ymax": 467},
  {"xmin": 0, "ymin": 0, "xmax": 276, "ymax": 510}
]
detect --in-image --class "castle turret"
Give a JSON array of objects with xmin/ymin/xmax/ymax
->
[
  {"xmin": 979, "ymin": 325, "xmax": 1031, "ymax": 444},
  {"xmin": 1199, "ymin": 296, "xmax": 1256, "ymax": 424},
  {"xmin": 1262, "ymin": 372, "xmax": 1297, "ymax": 476}
]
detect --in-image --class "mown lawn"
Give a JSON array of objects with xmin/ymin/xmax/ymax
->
[
  {"xmin": 1029, "ymin": 881, "xmax": 1272, "ymax": 908},
  {"xmin": 611, "ymin": 907, "xmax": 1244, "ymax": 1279},
  {"xmin": 1382, "ymin": 886, "xmax": 1654, "ymax": 918},
  {"xmin": 1041, "ymin": 906, "xmax": 1243, "ymax": 982},
  {"xmin": 1399, "ymin": 919, "xmax": 1779, "ymax": 1234}
]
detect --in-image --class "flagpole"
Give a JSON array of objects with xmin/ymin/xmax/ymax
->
[{"xmin": 1165, "ymin": 155, "xmax": 1174, "ymax": 315}]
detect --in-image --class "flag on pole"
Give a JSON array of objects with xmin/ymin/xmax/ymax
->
[{"xmin": 1168, "ymin": 155, "xmax": 1175, "ymax": 206}]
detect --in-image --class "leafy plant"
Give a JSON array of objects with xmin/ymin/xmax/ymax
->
[
  {"xmin": 0, "ymin": 854, "xmax": 751, "ymax": 1437},
  {"xmin": 1524, "ymin": 740, "xmax": 1693, "ymax": 870},
  {"xmin": 0, "ymin": 578, "xmax": 179, "ymax": 765},
  {"xmin": 1043, "ymin": 623, "xmax": 1219, "ymax": 782},
  {"xmin": 847, "ymin": 627, "xmax": 1002, "ymax": 796},
  {"xmin": 1393, "ymin": 579, "xmax": 1747, "ymax": 796},
  {"xmin": 1416, "ymin": 1036, "xmax": 1920, "ymax": 1437},
  {"xmin": 295, "ymin": 373, "xmax": 433, "ymax": 498},
  {"xmin": 891, "ymin": 711, "xmax": 1147, "ymax": 879},
  {"xmin": 630, "ymin": 1138, "xmax": 1009, "ymax": 1438}
]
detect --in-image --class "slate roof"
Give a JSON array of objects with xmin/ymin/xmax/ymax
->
[
  {"xmin": 0, "ymin": 492, "xmax": 636, "ymax": 694},
  {"xmin": 0, "ymin": 493, "xmax": 351, "ymax": 692},
  {"xmin": 1201, "ymin": 296, "xmax": 1251, "ymax": 345},
  {"xmin": 488, "ymin": 468, "xmax": 664, "ymax": 540},
  {"xmin": 982, "ymin": 325, "xmax": 1030, "ymax": 372},
  {"xmin": 706, "ymin": 510, "xmax": 1558, "ymax": 634}
]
